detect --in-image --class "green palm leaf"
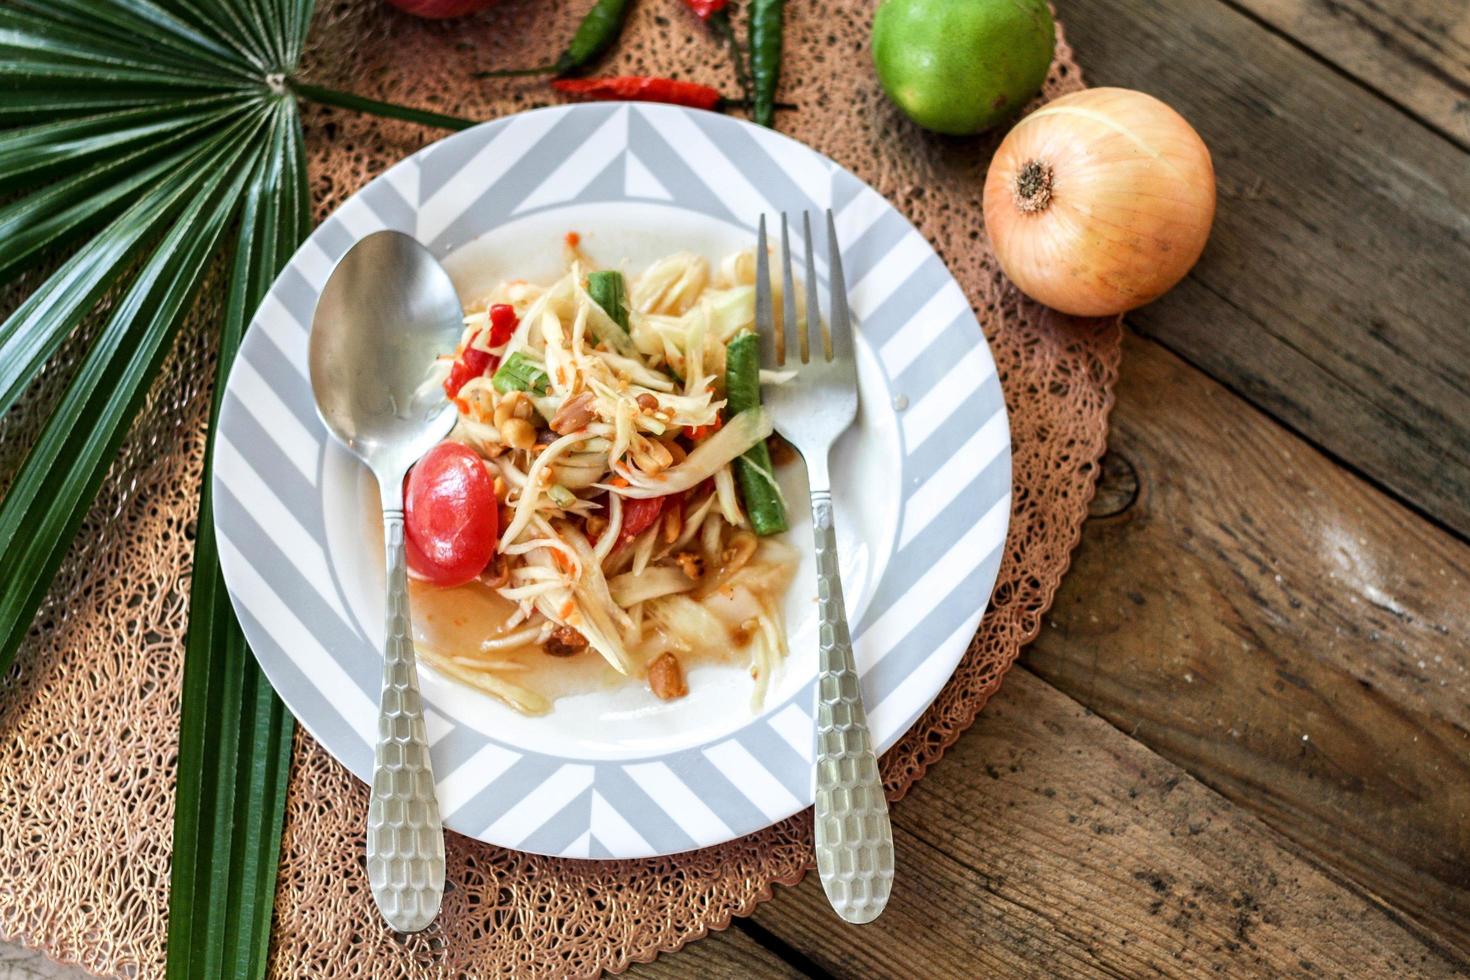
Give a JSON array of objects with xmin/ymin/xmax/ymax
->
[
  {"xmin": 0, "ymin": 2, "xmax": 474, "ymax": 975},
  {"xmin": 169, "ymin": 105, "xmax": 305, "ymax": 979}
]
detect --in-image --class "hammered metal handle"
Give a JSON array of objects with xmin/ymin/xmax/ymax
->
[
  {"xmin": 367, "ymin": 509, "xmax": 445, "ymax": 933},
  {"xmin": 811, "ymin": 489, "xmax": 894, "ymax": 923}
]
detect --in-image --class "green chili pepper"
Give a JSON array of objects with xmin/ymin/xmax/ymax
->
[
  {"xmin": 478, "ymin": 0, "xmax": 633, "ymax": 78},
  {"xmin": 587, "ymin": 270, "xmax": 630, "ymax": 332},
  {"xmin": 748, "ymin": 0, "xmax": 784, "ymax": 127},
  {"xmin": 493, "ymin": 352, "xmax": 550, "ymax": 395},
  {"xmin": 725, "ymin": 332, "xmax": 787, "ymax": 535}
]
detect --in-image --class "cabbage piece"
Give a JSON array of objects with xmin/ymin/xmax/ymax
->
[
  {"xmin": 608, "ymin": 565, "xmax": 696, "ymax": 606},
  {"xmin": 632, "ymin": 252, "xmax": 709, "ymax": 315}
]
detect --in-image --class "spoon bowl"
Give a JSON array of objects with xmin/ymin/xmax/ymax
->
[
  {"xmin": 309, "ymin": 230, "xmax": 463, "ymax": 934},
  {"xmin": 311, "ymin": 230, "xmax": 463, "ymax": 481}
]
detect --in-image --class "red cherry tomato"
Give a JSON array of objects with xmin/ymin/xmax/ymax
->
[
  {"xmin": 405, "ymin": 442, "xmax": 499, "ymax": 586},
  {"xmin": 618, "ymin": 496, "xmax": 666, "ymax": 543},
  {"xmin": 386, "ymin": 0, "xmax": 498, "ymax": 18}
]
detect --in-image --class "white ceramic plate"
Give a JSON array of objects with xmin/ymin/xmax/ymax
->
[{"xmin": 213, "ymin": 103, "xmax": 1011, "ymax": 859}]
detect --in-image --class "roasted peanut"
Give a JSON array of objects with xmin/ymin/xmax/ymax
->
[
  {"xmin": 543, "ymin": 626, "xmax": 588, "ymax": 657},
  {"xmin": 648, "ymin": 652, "xmax": 688, "ymax": 700},
  {"xmin": 674, "ymin": 551, "xmax": 704, "ymax": 580},
  {"xmin": 643, "ymin": 439, "xmax": 674, "ymax": 474},
  {"xmin": 499, "ymin": 417, "xmax": 536, "ymax": 450},
  {"xmin": 551, "ymin": 391, "xmax": 596, "ymax": 434},
  {"xmin": 636, "ymin": 392, "xmax": 659, "ymax": 413},
  {"xmin": 493, "ymin": 390, "xmax": 522, "ymax": 427}
]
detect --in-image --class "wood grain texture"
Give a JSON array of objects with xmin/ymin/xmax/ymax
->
[
  {"xmin": 1227, "ymin": 0, "xmax": 1470, "ymax": 145},
  {"xmin": 748, "ymin": 668, "xmax": 1462, "ymax": 978},
  {"xmin": 1026, "ymin": 331, "xmax": 1470, "ymax": 956},
  {"xmin": 1057, "ymin": 0, "xmax": 1470, "ymax": 537},
  {"xmin": 624, "ymin": 921, "xmax": 806, "ymax": 978}
]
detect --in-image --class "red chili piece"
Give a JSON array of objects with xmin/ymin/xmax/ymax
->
[
  {"xmin": 487, "ymin": 303, "xmax": 518, "ymax": 347},
  {"xmin": 552, "ymin": 77, "xmax": 723, "ymax": 111},
  {"xmin": 682, "ymin": 0, "xmax": 729, "ymax": 19},
  {"xmin": 444, "ymin": 305, "xmax": 519, "ymax": 398},
  {"xmin": 444, "ymin": 331, "xmax": 492, "ymax": 398}
]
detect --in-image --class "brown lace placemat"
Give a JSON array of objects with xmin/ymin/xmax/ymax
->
[{"xmin": 0, "ymin": 1, "xmax": 1119, "ymax": 976}]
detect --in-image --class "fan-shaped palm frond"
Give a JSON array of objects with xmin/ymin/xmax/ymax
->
[{"xmin": 0, "ymin": 3, "xmax": 473, "ymax": 974}]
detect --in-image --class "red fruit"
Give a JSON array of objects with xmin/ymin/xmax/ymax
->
[
  {"xmin": 405, "ymin": 442, "xmax": 500, "ymax": 586},
  {"xmin": 386, "ymin": 0, "xmax": 498, "ymax": 18},
  {"xmin": 618, "ymin": 496, "xmax": 666, "ymax": 543}
]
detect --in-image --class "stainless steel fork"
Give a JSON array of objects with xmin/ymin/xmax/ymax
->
[{"xmin": 756, "ymin": 210, "xmax": 895, "ymax": 924}]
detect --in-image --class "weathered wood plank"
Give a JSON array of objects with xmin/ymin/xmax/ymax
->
[
  {"xmin": 748, "ymin": 668, "xmax": 1462, "ymax": 977},
  {"xmin": 1059, "ymin": 0, "xmax": 1470, "ymax": 536},
  {"xmin": 624, "ymin": 920, "xmax": 807, "ymax": 978},
  {"xmin": 1026, "ymin": 331, "xmax": 1470, "ymax": 955},
  {"xmin": 1227, "ymin": 0, "xmax": 1470, "ymax": 145}
]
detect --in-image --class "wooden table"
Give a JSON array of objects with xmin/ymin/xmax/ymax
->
[
  {"xmin": 623, "ymin": 0, "xmax": 1470, "ymax": 975},
  {"xmin": 5, "ymin": 0, "xmax": 1461, "ymax": 975}
]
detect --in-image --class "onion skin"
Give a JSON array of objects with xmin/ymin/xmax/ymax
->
[
  {"xmin": 386, "ymin": 0, "xmax": 498, "ymax": 18},
  {"xmin": 983, "ymin": 87, "xmax": 1216, "ymax": 317}
]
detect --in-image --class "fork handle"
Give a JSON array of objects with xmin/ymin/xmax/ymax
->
[
  {"xmin": 811, "ymin": 488, "xmax": 894, "ymax": 923},
  {"xmin": 367, "ymin": 507, "xmax": 445, "ymax": 933}
]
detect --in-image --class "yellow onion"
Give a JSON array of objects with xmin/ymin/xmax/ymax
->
[{"xmin": 983, "ymin": 87, "xmax": 1216, "ymax": 317}]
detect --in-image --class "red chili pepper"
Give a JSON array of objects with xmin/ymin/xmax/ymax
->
[
  {"xmin": 551, "ymin": 77, "xmax": 723, "ymax": 112},
  {"xmin": 444, "ymin": 306, "xmax": 518, "ymax": 398},
  {"xmin": 444, "ymin": 331, "xmax": 493, "ymax": 398},
  {"xmin": 488, "ymin": 303, "xmax": 518, "ymax": 347},
  {"xmin": 682, "ymin": 0, "xmax": 728, "ymax": 19}
]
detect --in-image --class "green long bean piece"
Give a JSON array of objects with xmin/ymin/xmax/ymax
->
[{"xmin": 725, "ymin": 332, "xmax": 787, "ymax": 535}]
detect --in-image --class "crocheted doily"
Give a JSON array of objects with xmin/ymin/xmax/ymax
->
[{"xmin": 0, "ymin": 1, "xmax": 1119, "ymax": 976}]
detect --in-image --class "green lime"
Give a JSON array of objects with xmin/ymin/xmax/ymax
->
[{"xmin": 872, "ymin": 0, "xmax": 1055, "ymax": 135}]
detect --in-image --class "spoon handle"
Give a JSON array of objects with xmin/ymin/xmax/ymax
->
[{"xmin": 366, "ymin": 504, "xmax": 445, "ymax": 933}]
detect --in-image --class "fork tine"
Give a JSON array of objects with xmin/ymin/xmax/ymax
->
[
  {"xmin": 780, "ymin": 213, "xmax": 802, "ymax": 364},
  {"xmin": 756, "ymin": 215, "xmax": 779, "ymax": 368},
  {"xmin": 802, "ymin": 211, "xmax": 824, "ymax": 362},
  {"xmin": 825, "ymin": 209, "xmax": 854, "ymax": 363}
]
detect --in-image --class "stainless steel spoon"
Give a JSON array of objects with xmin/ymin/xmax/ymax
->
[{"xmin": 310, "ymin": 230, "xmax": 462, "ymax": 933}]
